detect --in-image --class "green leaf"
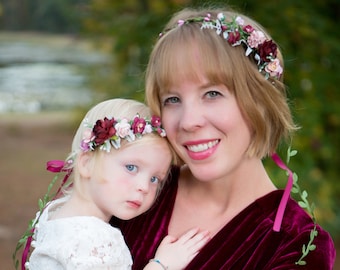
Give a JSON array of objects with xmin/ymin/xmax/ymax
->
[
  {"xmin": 298, "ymin": 201, "xmax": 307, "ymax": 208},
  {"xmin": 301, "ymin": 190, "xmax": 308, "ymax": 200},
  {"xmin": 291, "ymin": 187, "xmax": 299, "ymax": 193},
  {"xmin": 290, "ymin": 150, "xmax": 298, "ymax": 156},
  {"xmin": 38, "ymin": 199, "xmax": 44, "ymax": 210},
  {"xmin": 293, "ymin": 173, "xmax": 298, "ymax": 182},
  {"xmin": 309, "ymin": 244, "xmax": 316, "ymax": 251},
  {"xmin": 297, "ymin": 260, "xmax": 307, "ymax": 266}
]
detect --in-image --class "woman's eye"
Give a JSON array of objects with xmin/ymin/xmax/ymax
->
[
  {"xmin": 206, "ymin": 91, "xmax": 221, "ymax": 98},
  {"xmin": 163, "ymin": 96, "xmax": 180, "ymax": 105},
  {"xmin": 126, "ymin": 164, "xmax": 138, "ymax": 173},
  {"xmin": 150, "ymin": 176, "xmax": 160, "ymax": 184}
]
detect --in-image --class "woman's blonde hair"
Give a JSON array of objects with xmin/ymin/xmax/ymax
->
[{"xmin": 145, "ymin": 7, "xmax": 298, "ymax": 159}]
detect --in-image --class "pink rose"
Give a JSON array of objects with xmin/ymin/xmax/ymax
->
[
  {"xmin": 178, "ymin": 20, "xmax": 185, "ymax": 26},
  {"xmin": 247, "ymin": 30, "xmax": 266, "ymax": 48},
  {"xmin": 82, "ymin": 128, "xmax": 93, "ymax": 143},
  {"xmin": 115, "ymin": 119, "xmax": 131, "ymax": 138},
  {"xmin": 265, "ymin": 58, "xmax": 283, "ymax": 78}
]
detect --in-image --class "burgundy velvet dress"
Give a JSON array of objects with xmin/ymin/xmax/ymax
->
[{"xmin": 110, "ymin": 167, "xmax": 335, "ymax": 269}]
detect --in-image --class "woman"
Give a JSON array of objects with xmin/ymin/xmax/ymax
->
[{"xmin": 111, "ymin": 7, "xmax": 335, "ymax": 269}]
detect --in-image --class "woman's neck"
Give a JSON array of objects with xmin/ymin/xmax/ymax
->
[{"xmin": 179, "ymin": 158, "xmax": 276, "ymax": 219}]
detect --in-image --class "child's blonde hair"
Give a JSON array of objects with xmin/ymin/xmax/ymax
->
[{"xmin": 65, "ymin": 98, "xmax": 174, "ymax": 193}]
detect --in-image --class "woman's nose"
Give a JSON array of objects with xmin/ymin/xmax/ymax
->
[{"xmin": 179, "ymin": 102, "xmax": 204, "ymax": 131}]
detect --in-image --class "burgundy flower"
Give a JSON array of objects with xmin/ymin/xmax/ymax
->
[
  {"xmin": 243, "ymin": 25, "xmax": 254, "ymax": 33},
  {"xmin": 132, "ymin": 117, "xmax": 146, "ymax": 134},
  {"xmin": 221, "ymin": 25, "xmax": 228, "ymax": 31},
  {"xmin": 92, "ymin": 117, "xmax": 116, "ymax": 145},
  {"xmin": 151, "ymin": 115, "xmax": 162, "ymax": 128},
  {"xmin": 227, "ymin": 31, "xmax": 241, "ymax": 45},
  {"xmin": 258, "ymin": 40, "xmax": 277, "ymax": 62}
]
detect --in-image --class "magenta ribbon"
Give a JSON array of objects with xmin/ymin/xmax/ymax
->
[
  {"xmin": 46, "ymin": 159, "xmax": 73, "ymax": 199},
  {"xmin": 21, "ymin": 160, "xmax": 72, "ymax": 270},
  {"xmin": 46, "ymin": 159, "xmax": 67, "ymax": 172},
  {"xmin": 271, "ymin": 153, "xmax": 294, "ymax": 232},
  {"xmin": 21, "ymin": 228, "xmax": 34, "ymax": 270}
]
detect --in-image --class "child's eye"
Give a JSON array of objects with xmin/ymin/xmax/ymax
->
[
  {"xmin": 150, "ymin": 176, "xmax": 160, "ymax": 184},
  {"xmin": 126, "ymin": 164, "xmax": 138, "ymax": 173}
]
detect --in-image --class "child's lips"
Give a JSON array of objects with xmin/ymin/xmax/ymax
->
[{"xmin": 126, "ymin": 200, "xmax": 142, "ymax": 208}]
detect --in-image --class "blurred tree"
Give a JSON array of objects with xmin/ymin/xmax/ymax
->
[
  {"xmin": 0, "ymin": 0, "xmax": 88, "ymax": 33},
  {"xmin": 82, "ymin": 0, "xmax": 191, "ymax": 99}
]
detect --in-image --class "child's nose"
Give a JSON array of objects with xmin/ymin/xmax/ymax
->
[{"xmin": 136, "ymin": 177, "xmax": 150, "ymax": 194}]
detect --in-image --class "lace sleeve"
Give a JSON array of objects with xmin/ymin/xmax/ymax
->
[{"xmin": 29, "ymin": 216, "xmax": 133, "ymax": 270}]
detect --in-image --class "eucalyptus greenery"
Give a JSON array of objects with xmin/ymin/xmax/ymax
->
[
  {"xmin": 12, "ymin": 173, "xmax": 61, "ymax": 269},
  {"xmin": 286, "ymin": 147, "xmax": 318, "ymax": 266}
]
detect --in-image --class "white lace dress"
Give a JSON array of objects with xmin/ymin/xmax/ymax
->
[{"xmin": 27, "ymin": 197, "xmax": 133, "ymax": 270}]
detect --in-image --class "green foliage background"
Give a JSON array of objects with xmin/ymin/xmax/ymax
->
[{"xmin": 1, "ymin": 0, "xmax": 339, "ymax": 242}]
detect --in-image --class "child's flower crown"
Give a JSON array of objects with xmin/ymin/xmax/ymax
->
[
  {"xmin": 160, "ymin": 13, "xmax": 283, "ymax": 80},
  {"xmin": 80, "ymin": 114, "xmax": 166, "ymax": 152}
]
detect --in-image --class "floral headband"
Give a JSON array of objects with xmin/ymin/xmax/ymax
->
[
  {"xmin": 80, "ymin": 114, "xmax": 166, "ymax": 153},
  {"xmin": 160, "ymin": 13, "xmax": 283, "ymax": 80}
]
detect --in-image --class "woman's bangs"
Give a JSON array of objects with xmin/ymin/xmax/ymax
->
[
  {"xmin": 155, "ymin": 26, "xmax": 234, "ymax": 94},
  {"xmin": 155, "ymin": 30, "xmax": 207, "ymax": 91}
]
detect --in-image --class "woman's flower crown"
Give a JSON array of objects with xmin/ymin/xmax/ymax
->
[
  {"xmin": 160, "ymin": 13, "xmax": 283, "ymax": 80},
  {"xmin": 80, "ymin": 114, "xmax": 166, "ymax": 152}
]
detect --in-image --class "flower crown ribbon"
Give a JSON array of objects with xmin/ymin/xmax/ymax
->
[
  {"xmin": 160, "ymin": 13, "xmax": 283, "ymax": 80},
  {"xmin": 271, "ymin": 153, "xmax": 294, "ymax": 232}
]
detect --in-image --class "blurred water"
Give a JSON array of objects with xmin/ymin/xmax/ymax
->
[{"xmin": 0, "ymin": 34, "xmax": 110, "ymax": 113}]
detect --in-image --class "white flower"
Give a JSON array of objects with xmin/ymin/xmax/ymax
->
[
  {"xmin": 217, "ymin": 13, "xmax": 225, "ymax": 21},
  {"xmin": 143, "ymin": 124, "xmax": 153, "ymax": 134},
  {"xmin": 235, "ymin": 16, "xmax": 244, "ymax": 25},
  {"xmin": 115, "ymin": 119, "xmax": 131, "ymax": 138}
]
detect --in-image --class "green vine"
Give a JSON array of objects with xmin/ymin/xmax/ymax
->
[
  {"xmin": 286, "ymin": 147, "xmax": 318, "ymax": 266},
  {"xmin": 12, "ymin": 173, "xmax": 61, "ymax": 269}
]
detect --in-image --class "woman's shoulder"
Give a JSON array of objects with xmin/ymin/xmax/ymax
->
[{"xmin": 263, "ymin": 191, "xmax": 336, "ymax": 268}]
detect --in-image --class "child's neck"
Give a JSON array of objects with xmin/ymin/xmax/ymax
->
[{"xmin": 50, "ymin": 193, "xmax": 109, "ymax": 222}]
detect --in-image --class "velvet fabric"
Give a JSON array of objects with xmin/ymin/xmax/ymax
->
[{"xmin": 111, "ymin": 167, "xmax": 336, "ymax": 269}]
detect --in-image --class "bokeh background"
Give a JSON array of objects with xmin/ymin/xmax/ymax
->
[{"xmin": 0, "ymin": 0, "xmax": 339, "ymax": 268}]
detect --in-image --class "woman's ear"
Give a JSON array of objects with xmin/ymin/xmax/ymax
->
[{"xmin": 77, "ymin": 152, "xmax": 93, "ymax": 179}]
